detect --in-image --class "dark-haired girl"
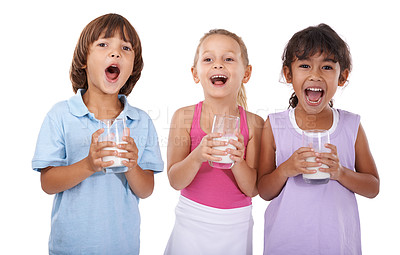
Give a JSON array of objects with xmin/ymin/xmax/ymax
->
[{"xmin": 258, "ymin": 24, "xmax": 379, "ymax": 255}]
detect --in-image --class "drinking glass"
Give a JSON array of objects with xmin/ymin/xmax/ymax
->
[
  {"xmin": 208, "ymin": 115, "xmax": 240, "ymax": 169},
  {"xmin": 99, "ymin": 117, "xmax": 129, "ymax": 174},
  {"xmin": 302, "ymin": 129, "xmax": 330, "ymax": 184}
]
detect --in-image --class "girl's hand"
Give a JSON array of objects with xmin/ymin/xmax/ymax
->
[
  {"xmin": 193, "ymin": 133, "xmax": 228, "ymax": 164},
  {"xmin": 316, "ymin": 144, "xmax": 343, "ymax": 180},
  {"xmin": 118, "ymin": 129, "xmax": 139, "ymax": 171},
  {"xmin": 227, "ymin": 131, "xmax": 245, "ymax": 164},
  {"xmin": 280, "ymin": 147, "xmax": 321, "ymax": 178},
  {"xmin": 88, "ymin": 128, "xmax": 117, "ymax": 172}
]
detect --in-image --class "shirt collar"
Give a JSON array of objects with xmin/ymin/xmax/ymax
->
[{"xmin": 68, "ymin": 89, "xmax": 139, "ymax": 120}]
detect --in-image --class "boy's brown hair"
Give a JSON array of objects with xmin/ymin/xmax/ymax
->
[{"xmin": 70, "ymin": 13, "xmax": 143, "ymax": 96}]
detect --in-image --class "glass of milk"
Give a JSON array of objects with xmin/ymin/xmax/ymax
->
[
  {"xmin": 302, "ymin": 129, "xmax": 331, "ymax": 184},
  {"xmin": 99, "ymin": 117, "xmax": 129, "ymax": 174},
  {"xmin": 208, "ymin": 115, "xmax": 240, "ymax": 169}
]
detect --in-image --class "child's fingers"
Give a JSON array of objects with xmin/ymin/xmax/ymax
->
[
  {"xmin": 237, "ymin": 131, "xmax": 245, "ymax": 143},
  {"xmin": 120, "ymin": 137, "xmax": 138, "ymax": 153},
  {"xmin": 324, "ymin": 143, "xmax": 337, "ymax": 154},
  {"xmin": 207, "ymin": 155, "xmax": 223, "ymax": 162},
  {"xmin": 97, "ymin": 141, "xmax": 116, "ymax": 150},
  {"xmin": 91, "ymin": 128, "xmax": 104, "ymax": 144},
  {"xmin": 122, "ymin": 159, "xmax": 137, "ymax": 168},
  {"xmin": 210, "ymin": 148, "xmax": 228, "ymax": 156},
  {"xmin": 101, "ymin": 160, "xmax": 115, "ymax": 168},
  {"xmin": 228, "ymin": 138, "xmax": 244, "ymax": 150}
]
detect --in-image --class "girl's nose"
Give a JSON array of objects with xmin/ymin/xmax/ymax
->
[
  {"xmin": 213, "ymin": 62, "xmax": 223, "ymax": 69},
  {"xmin": 110, "ymin": 53, "xmax": 120, "ymax": 58},
  {"xmin": 309, "ymin": 68, "xmax": 322, "ymax": 81}
]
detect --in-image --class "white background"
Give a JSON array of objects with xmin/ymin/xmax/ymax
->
[{"xmin": 1, "ymin": 0, "xmax": 399, "ymax": 254}]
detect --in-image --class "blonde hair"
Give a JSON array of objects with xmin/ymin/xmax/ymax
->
[{"xmin": 193, "ymin": 29, "xmax": 249, "ymax": 110}]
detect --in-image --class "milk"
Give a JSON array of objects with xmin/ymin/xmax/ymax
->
[
  {"xmin": 303, "ymin": 156, "xmax": 330, "ymax": 184},
  {"xmin": 102, "ymin": 142, "xmax": 128, "ymax": 173},
  {"xmin": 209, "ymin": 135, "xmax": 238, "ymax": 169}
]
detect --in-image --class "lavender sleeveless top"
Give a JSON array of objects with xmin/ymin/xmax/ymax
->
[
  {"xmin": 264, "ymin": 109, "xmax": 362, "ymax": 255},
  {"xmin": 181, "ymin": 101, "xmax": 251, "ymax": 209}
]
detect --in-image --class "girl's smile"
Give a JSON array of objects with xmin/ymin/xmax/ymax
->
[
  {"xmin": 192, "ymin": 34, "xmax": 251, "ymax": 99},
  {"xmin": 210, "ymin": 74, "xmax": 228, "ymax": 87},
  {"xmin": 284, "ymin": 53, "xmax": 344, "ymax": 115}
]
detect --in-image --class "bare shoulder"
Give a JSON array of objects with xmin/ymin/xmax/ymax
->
[
  {"xmin": 171, "ymin": 105, "xmax": 196, "ymax": 131},
  {"xmin": 245, "ymin": 110, "xmax": 264, "ymax": 139}
]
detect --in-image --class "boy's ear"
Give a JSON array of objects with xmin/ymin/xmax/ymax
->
[
  {"xmin": 338, "ymin": 69, "xmax": 350, "ymax": 86},
  {"xmin": 283, "ymin": 66, "xmax": 292, "ymax": 83},
  {"xmin": 191, "ymin": 67, "xmax": 200, "ymax": 83},
  {"xmin": 242, "ymin": 65, "xmax": 252, "ymax": 84}
]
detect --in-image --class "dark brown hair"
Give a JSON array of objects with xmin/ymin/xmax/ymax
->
[
  {"xmin": 193, "ymin": 29, "xmax": 250, "ymax": 110},
  {"xmin": 282, "ymin": 24, "xmax": 352, "ymax": 108},
  {"xmin": 70, "ymin": 13, "xmax": 143, "ymax": 96}
]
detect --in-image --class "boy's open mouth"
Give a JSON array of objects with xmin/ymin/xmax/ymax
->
[
  {"xmin": 305, "ymin": 87, "xmax": 324, "ymax": 105},
  {"xmin": 105, "ymin": 65, "xmax": 120, "ymax": 81},
  {"xmin": 210, "ymin": 75, "xmax": 228, "ymax": 86}
]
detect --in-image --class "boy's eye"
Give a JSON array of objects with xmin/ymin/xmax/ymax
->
[
  {"xmin": 322, "ymin": 66, "xmax": 333, "ymax": 70},
  {"xmin": 299, "ymin": 64, "xmax": 310, "ymax": 68},
  {"xmin": 225, "ymin": 57, "xmax": 234, "ymax": 62},
  {"xmin": 203, "ymin": 58, "xmax": 212, "ymax": 62}
]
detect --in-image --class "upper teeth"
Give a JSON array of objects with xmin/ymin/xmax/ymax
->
[
  {"xmin": 307, "ymin": 88, "xmax": 323, "ymax": 91},
  {"xmin": 211, "ymin": 75, "xmax": 227, "ymax": 79}
]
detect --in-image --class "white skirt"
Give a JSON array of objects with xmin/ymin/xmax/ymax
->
[{"xmin": 164, "ymin": 195, "xmax": 253, "ymax": 255}]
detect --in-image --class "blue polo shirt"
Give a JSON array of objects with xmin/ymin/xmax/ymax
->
[{"xmin": 32, "ymin": 89, "xmax": 164, "ymax": 255}]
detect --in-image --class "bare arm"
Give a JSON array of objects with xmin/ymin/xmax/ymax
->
[
  {"xmin": 230, "ymin": 112, "xmax": 263, "ymax": 197},
  {"xmin": 167, "ymin": 107, "xmax": 227, "ymax": 190},
  {"xmin": 40, "ymin": 129, "xmax": 116, "ymax": 194},
  {"xmin": 318, "ymin": 123, "xmax": 380, "ymax": 198},
  {"xmin": 118, "ymin": 130, "xmax": 155, "ymax": 199},
  {"xmin": 257, "ymin": 118, "xmax": 318, "ymax": 201}
]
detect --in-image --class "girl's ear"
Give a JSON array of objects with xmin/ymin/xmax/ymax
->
[
  {"xmin": 283, "ymin": 66, "xmax": 292, "ymax": 83},
  {"xmin": 242, "ymin": 65, "xmax": 252, "ymax": 84},
  {"xmin": 338, "ymin": 69, "xmax": 350, "ymax": 86},
  {"xmin": 191, "ymin": 66, "xmax": 200, "ymax": 83}
]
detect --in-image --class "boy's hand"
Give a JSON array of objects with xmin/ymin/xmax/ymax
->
[
  {"xmin": 118, "ymin": 136, "xmax": 138, "ymax": 170},
  {"xmin": 118, "ymin": 128, "xmax": 139, "ymax": 170},
  {"xmin": 88, "ymin": 128, "xmax": 117, "ymax": 172}
]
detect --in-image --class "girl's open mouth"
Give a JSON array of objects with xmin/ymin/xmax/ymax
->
[
  {"xmin": 105, "ymin": 65, "xmax": 120, "ymax": 82},
  {"xmin": 305, "ymin": 87, "xmax": 324, "ymax": 105},
  {"xmin": 210, "ymin": 75, "xmax": 228, "ymax": 86}
]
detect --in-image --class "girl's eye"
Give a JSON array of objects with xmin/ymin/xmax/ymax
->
[
  {"xmin": 299, "ymin": 64, "xmax": 310, "ymax": 68},
  {"xmin": 203, "ymin": 58, "xmax": 212, "ymax": 62},
  {"xmin": 122, "ymin": 46, "xmax": 131, "ymax": 51},
  {"xmin": 98, "ymin": 43, "xmax": 107, "ymax": 47},
  {"xmin": 322, "ymin": 66, "xmax": 333, "ymax": 70},
  {"xmin": 225, "ymin": 58, "xmax": 234, "ymax": 62}
]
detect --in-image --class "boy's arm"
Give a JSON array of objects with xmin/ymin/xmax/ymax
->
[{"xmin": 40, "ymin": 129, "xmax": 116, "ymax": 194}]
